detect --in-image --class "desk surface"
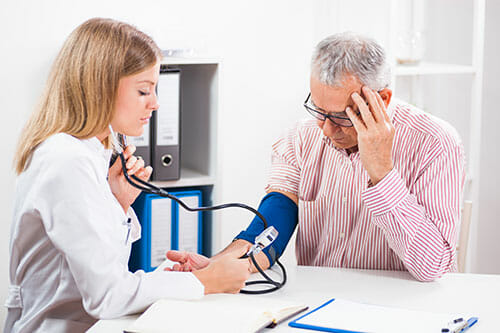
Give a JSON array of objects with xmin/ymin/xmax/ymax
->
[{"xmin": 88, "ymin": 266, "xmax": 500, "ymax": 332}]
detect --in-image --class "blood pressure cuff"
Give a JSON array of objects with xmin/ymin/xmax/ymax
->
[{"xmin": 235, "ymin": 191, "xmax": 298, "ymax": 266}]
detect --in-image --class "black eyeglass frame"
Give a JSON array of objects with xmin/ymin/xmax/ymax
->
[{"xmin": 303, "ymin": 92, "xmax": 360, "ymax": 127}]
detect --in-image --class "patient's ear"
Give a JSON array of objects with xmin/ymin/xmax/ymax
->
[{"xmin": 378, "ymin": 88, "xmax": 392, "ymax": 107}]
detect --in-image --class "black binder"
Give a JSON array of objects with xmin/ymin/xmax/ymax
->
[{"xmin": 151, "ymin": 67, "xmax": 181, "ymax": 181}]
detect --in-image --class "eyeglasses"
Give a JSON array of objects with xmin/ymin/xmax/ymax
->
[{"xmin": 303, "ymin": 92, "xmax": 359, "ymax": 127}]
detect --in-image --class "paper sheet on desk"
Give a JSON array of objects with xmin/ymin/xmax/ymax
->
[
  {"xmin": 290, "ymin": 298, "xmax": 466, "ymax": 333},
  {"xmin": 125, "ymin": 294, "xmax": 307, "ymax": 333}
]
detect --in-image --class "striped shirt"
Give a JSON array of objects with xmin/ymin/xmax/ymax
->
[{"xmin": 266, "ymin": 99, "xmax": 465, "ymax": 281}]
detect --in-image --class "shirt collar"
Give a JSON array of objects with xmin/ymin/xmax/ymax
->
[
  {"xmin": 81, "ymin": 137, "xmax": 114, "ymax": 167},
  {"xmin": 82, "ymin": 136, "xmax": 105, "ymax": 153},
  {"xmin": 386, "ymin": 98, "xmax": 398, "ymax": 121},
  {"xmin": 322, "ymin": 135, "xmax": 358, "ymax": 158}
]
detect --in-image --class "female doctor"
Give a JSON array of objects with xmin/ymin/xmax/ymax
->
[{"xmin": 6, "ymin": 18, "xmax": 251, "ymax": 333}]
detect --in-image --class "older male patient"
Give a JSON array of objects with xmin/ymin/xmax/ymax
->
[{"xmin": 167, "ymin": 32, "xmax": 465, "ymax": 282}]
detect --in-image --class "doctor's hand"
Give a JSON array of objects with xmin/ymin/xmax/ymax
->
[
  {"xmin": 164, "ymin": 250, "xmax": 210, "ymax": 272},
  {"xmin": 191, "ymin": 245, "xmax": 252, "ymax": 294},
  {"xmin": 347, "ymin": 86, "xmax": 395, "ymax": 186},
  {"xmin": 108, "ymin": 144, "xmax": 153, "ymax": 213}
]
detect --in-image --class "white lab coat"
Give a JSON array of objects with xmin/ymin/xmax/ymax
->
[{"xmin": 5, "ymin": 133, "xmax": 204, "ymax": 333}]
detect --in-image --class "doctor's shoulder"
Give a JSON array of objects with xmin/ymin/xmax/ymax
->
[{"xmin": 26, "ymin": 133, "xmax": 100, "ymax": 182}]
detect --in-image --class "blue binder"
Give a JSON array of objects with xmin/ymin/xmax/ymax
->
[{"xmin": 129, "ymin": 190, "xmax": 203, "ymax": 272}]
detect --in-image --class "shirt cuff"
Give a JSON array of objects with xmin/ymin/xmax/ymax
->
[
  {"xmin": 362, "ymin": 168, "xmax": 409, "ymax": 216},
  {"xmin": 146, "ymin": 270, "xmax": 204, "ymax": 300}
]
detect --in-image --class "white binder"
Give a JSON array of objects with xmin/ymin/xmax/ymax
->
[
  {"xmin": 173, "ymin": 190, "xmax": 203, "ymax": 254},
  {"xmin": 152, "ymin": 67, "xmax": 180, "ymax": 180},
  {"xmin": 150, "ymin": 197, "xmax": 173, "ymax": 268}
]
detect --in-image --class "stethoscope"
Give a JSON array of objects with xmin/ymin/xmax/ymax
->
[{"xmin": 109, "ymin": 125, "xmax": 286, "ymax": 294}]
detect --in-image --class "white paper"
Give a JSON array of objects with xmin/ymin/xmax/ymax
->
[
  {"xmin": 294, "ymin": 299, "xmax": 464, "ymax": 333},
  {"xmin": 156, "ymin": 72, "xmax": 180, "ymax": 146},
  {"xmin": 177, "ymin": 195, "xmax": 199, "ymax": 253},
  {"xmin": 127, "ymin": 124, "xmax": 150, "ymax": 147},
  {"xmin": 150, "ymin": 198, "xmax": 172, "ymax": 267},
  {"xmin": 126, "ymin": 294, "xmax": 306, "ymax": 333}
]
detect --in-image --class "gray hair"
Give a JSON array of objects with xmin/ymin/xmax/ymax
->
[{"xmin": 311, "ymin": 32, "xmax": 391, "ymax": 90}]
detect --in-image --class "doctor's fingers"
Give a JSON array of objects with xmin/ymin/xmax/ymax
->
[
  {"xmin": 125, "ymin": 156, "xmax": 144, "ymax": 175},
  {"xmin": 219, "ymin": 259, "xmax": 251, "ymax": 294},
  {"xmin": 233, "ymin": 256, "xmax": 252, "ymax": 275},
  {"xmin": 135, "ymin": 166, "xmax": 153, "ymax": 181},
  {"xmin": 125, "ymin": 155, "xmax": 139, "ymax": 169},
  {"xmin": 122, "ymin": 144, "xmax": 137, "ymax": 159},
  {"xmin": 224, "ymin": 242, "xmax": 252, "ymax": 259}
]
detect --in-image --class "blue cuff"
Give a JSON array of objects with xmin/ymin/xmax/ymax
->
[{"xmin": 235, "ymin": 192, "xmax": 298, "ymax": 266}]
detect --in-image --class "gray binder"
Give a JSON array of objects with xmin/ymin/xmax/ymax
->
[{"xmin": 152, "ymin": 67, "xmax": 180, "ymax": 181}]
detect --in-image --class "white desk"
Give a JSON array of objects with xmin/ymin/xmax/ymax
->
[{"xmin": 88, "ymin": 266, "xmax": 500, "ymax": 332}]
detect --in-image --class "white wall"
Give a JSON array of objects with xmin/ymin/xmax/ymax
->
[{"xmin": 476, "ymin": 0, "xmax": 500, "ymax": 274}]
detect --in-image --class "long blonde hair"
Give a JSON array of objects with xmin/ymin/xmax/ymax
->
[{"xmin": 14, "ymin": 18, "xmax": 162, "ymax": 174}]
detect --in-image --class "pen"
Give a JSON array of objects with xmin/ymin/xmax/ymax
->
[
  {"xmin": 124, "ymin": 217, "xmax": 131, "ymax": 244},
  {"xmin": 443, "ymin": 317, "xmax": 479, "ymax": 333},
  {"xmin": 457, "ymin": 317, "xmax": 478, "ymax": 332}
]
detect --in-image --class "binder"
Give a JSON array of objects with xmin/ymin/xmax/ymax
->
[
  {"xmin": 129, "ymin": 193, "xmax": 175, "ymax": 272},
  {"xmin": 152, "ymin": 67, "xmax": 180, "ymax": 181},
  {"xmin": 129, "ymin": 190, "xmax": 204, "ymax": 272},
  {"xmin": 172, "ymin": 190, "xmax": 203, "ymax": 254},
  {"xmin": 127, "ymin": 122, "xmax": 151, "ymax": 166}
]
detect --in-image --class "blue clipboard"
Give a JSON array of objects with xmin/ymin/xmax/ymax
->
[
  {"xmin": 289, "ymin": 299, "xmax": 362, "ymax": 333},
  {"xmin": 289, "ymin": 298, "xmax": 478, "ymax": 333}
]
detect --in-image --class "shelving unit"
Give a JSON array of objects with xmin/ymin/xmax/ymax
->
[
  {"xmin": 150, "ymin": 57, "xmax": 221, "ymax": 256},
  {"xmin": 389, "ymin": 0, "xmax": 485, "ymax": 272},
  {"xmin": 152, "ymin": 168, "xmax": 215, "ymax": 188}
]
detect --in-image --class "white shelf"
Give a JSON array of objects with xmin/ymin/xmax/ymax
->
[
  {"xmin": 394, "ymin": 62, "xmax": 477, "ymax": 76},
  {"xmin": 151, "ymin": 168, "xmax": 215, "ymax": 188},
  {"xmin": 160, "ymin": 57, "xmax": 220, "ymax": 65}
]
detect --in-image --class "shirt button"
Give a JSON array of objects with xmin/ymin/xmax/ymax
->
[
  {"xmin": 342, "ymin": 197, "xmax": 347, "ymax": 203},
  {"xmin": 339, "ymin": 232, "xmax": 345, "ymax": 238}
]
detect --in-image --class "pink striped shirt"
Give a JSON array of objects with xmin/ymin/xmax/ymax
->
[{"xmin": 266, "ymin": 99, "xmax": 465, "ymax": 281}]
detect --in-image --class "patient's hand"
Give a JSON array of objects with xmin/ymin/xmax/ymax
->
[{"xmin": 165, "ymin": 250, "xmax": 210, "ymax": 272}]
